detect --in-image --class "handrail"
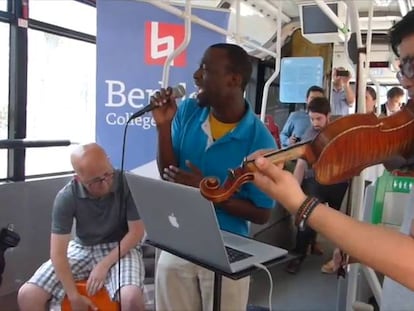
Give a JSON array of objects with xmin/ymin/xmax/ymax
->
[
  {"xmin": 353, "ymin": 3, "xmax": 384, "ymax": 309},
  {"xmin": 354, "ymin": 0, "xmax": 375, "ymax": 115},
  {"xmin": 259, "ymin": 0, "xmax": 291, "ymax": 23},
  {"xmin": 234, "ymin": 0, "xmax": 241, "ymax": 44},
  {"xmin": 314, "ymin": 0, "xmax": 350, "ymax": 35},
  {"xmin": 160, "ymin": 0, "xmax": 192, "ymax": 87},
  {"xmin": 362, "ymin": 266, "xmax": 382, "ymax": 306},
  {"xmin": 398, "ymin": 0, "xmax": 408, "ymax": 16},
  {"xmin": 344, "ymin": 2, "xmax": 370, "ymax": 310},
  {"xmin": 0, "ymin": 139, "xmax": 73, "ymax": 149},
  {"xmin": 145, "ymin": 0, "xmax": 277, "ymax": 59},
  {"xmin": 347, "ymin": 0, "xmax": 363, "ymax": 48},
  {"xmin": 365, "ymin": 1, "xmax": 375, "ymax": 115},
  {"xmin": 260, "ymin": 0, "xmax": 282, "ymax": 123},
  {"xmin": 343, "ymin": 11, "xmax": 354, "ymax": 70}
]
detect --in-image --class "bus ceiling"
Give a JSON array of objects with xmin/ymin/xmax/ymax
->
[{"xmin": 166, "ymin": 0, "xmax": 410, "ymax": 60}]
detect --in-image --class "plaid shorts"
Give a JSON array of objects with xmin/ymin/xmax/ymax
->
[{"xmin": 27, "ymin": 240, "xmax": 144, "ymax": 304}]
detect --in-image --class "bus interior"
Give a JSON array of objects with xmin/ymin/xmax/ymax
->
[{"xmin": 0, "ymin": 0, "xmax": 413, "ymax": 310}]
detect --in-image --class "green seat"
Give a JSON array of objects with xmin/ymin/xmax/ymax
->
[{"xmin": 371, "ymin": 171, "xmax": 414, "ymax": 228}]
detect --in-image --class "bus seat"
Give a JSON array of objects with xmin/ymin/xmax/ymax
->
[{"xmin": 61, "ymin": 280, "xmax": 119, "ymax": 311}]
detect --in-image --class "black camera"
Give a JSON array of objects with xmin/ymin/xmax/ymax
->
[{"xmin": 336, "ymin": 70, "xmax": 350, "ymax": 77}]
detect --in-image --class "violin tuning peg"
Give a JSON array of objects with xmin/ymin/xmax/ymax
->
[{"xmin": 227, "ymin": 169, "xmax": 236, "ymax": 179}]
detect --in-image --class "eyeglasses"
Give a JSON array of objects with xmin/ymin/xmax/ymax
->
[
  {"xmin": 397, "ymin": 56, "xmax": 414, "ymax": 80},
  {"xmin": 85, "ymin": 171, "xmax": 114, "ymax": 187}
]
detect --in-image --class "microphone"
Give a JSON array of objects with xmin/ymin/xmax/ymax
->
[{"xmin": 128, "ymin": 85, "xmax": 186, "ymax": 121}]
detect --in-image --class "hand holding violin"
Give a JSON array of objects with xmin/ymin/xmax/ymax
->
[
  {"xmin": 250, "ymin": 156, "xmax": 306, "ymax": 213},
  {"xmin": 200, "ymin": 100, "xmax": 414, "ymax": 203}
]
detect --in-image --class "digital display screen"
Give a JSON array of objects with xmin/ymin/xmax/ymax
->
[{"xmin": 302, "ymin": 3, "xmax": 338, "ymax": 34}]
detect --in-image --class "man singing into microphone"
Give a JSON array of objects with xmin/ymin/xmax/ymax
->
[{"xmin": 151, "ymin": 43, "xmax": 277, "ymax": 311}]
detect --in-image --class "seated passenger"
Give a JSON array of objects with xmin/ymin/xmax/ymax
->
[
  {"xmin": 286, "ymin": 97, "xmax": 349, "ymax": 274},
  {"xmin": 280, "ymin": 85, "xmax": 325, "ymax": 148},
  {"xmin": 381, "ymin": 86, "xmax": 405, "ymax": 116},
  {"xmin": 17, "ymin": 143, "xmax": 145, "ymax": 311}
]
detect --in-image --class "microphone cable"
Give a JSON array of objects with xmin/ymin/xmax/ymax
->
[
  {"xmin": 253, "ymin": 263, "xmax": 274, "ymax": 311},
  {"xmin": 116, "ymin": 118, "xmax": 130, "ymax": 311},
  {"xmin": 116, "ymin": 102, "xmax": 160, "ymax": 310},
  {"xmin": 116, "ymin": 85, "xmax": 185, "ymax": 309}
]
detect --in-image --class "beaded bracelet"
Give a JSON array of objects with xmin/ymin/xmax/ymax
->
[
  {"xmin": 295, "ymin": 196, "xmax": 320, "ymax": 231},
  {"xmin": 294, "ymin": 196, "xmax": 314, "ymax": 227}
]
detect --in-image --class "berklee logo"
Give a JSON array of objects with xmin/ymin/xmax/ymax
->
[{"xmin": 144, "ymin": 21, "xmax": 186, "ymax": 67}]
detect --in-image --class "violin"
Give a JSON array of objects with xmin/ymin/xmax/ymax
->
[{"xmin": 200, "ymin": 100, "xmax": 414, "ymax": 203}]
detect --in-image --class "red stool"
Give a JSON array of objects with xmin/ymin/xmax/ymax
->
[{"xmin": 61, "ymin": 280, "xmax": 119, "ymax": 311}]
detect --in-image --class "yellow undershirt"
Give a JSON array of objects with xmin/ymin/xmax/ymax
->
[{"xmin": 209, "ymin": 113, "xmax": 238, "ymax": 141}]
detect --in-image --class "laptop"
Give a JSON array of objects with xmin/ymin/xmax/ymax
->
[{"xmin": 125, "ymin": 172, "xmax": 288, "ymax": 273}]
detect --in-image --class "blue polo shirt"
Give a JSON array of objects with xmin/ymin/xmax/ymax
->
[
  {"xmin": 279, "ymin": 110, "xmax": 311, "ymax": 148},
  {"xmin": 171, "ymin": 98, "xmax": 277, "ymax": 236}
]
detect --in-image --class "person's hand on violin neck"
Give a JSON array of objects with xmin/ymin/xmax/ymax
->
[
  {"xmin": 162, "ymin": 160, "xmax": 204, "ymax": 188},
  {"xmin": 250, "ymin": 156, "xmax": 305, "ymax": 214},
  {"xmin": 247, "ymin": 149, "xmax": 274, "ymax": 159},
  {"xmin": 247, "ymin": 149, "xmax": 284, "ymax": 169}
]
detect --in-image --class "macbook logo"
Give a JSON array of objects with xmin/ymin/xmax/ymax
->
[
  {"xmin": 144, "ymin": 21, "xmax": 187, "ymax": 67},
  {"xmin": 168, "ymin": 213, "xmax": 179, "ymax": 228}
]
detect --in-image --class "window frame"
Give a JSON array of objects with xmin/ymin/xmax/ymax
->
[{"xmin": 1, "ymin": 0, "xmax": 96, "ymax": 182}]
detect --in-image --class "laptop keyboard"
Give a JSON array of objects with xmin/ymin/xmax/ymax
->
[{"xmin": 225, "ymin": 246, "xmax": 252, "ymax": 263}]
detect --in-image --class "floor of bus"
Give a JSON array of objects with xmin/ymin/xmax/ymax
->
[{"xmin": 248, "ymin": 237, "xmax": 339, "ymax": 311}]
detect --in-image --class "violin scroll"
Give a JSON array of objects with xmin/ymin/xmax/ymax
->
[{"xmin": 199, "ymin": 165, "xmax": 255, "ymax": 203}]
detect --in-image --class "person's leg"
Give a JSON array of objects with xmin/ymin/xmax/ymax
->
[
  {"xmin": 18, "ymin": 283, "xmax": 52, "ymax": 311},
  {"xmin": 18, "ymin": 241, "xmax": 91, "ymax": 310},
  {"xmin": 294, "ymin": 226, "xmax": 315, "ymax": 257},
  {"xmin": 220, "ymin": 276, "xmax": 250, "ymax": 311},
  {"xmin": 94, "ymin": 243, "xmax": 145, "ymax": 311},
  {"xmin": 119, "ymin": 285, "xmax": 145, "ymax": 311},
  {"xmin": 294, "ymin": 178, "xmax": 319, "ymax": 257},
  {"xmin": 155, "ymin": 251, "xmax": 202, "ymax": 311},
  {"xmin": 286, "ymin": 225, "xmax": 316, "ymax": 273},
  {"xmin": 319, "ymin": 182, "xmax": 349, "ymax": 273},
  {"xmin": 324, "ymin": 182, "xmax": 349, "ymax": 211},
  {"xmin": 310, "ymin": 235, "xmax": 324, "ymax": 255},
  {"xmin": 198, "ymin": 266, "xmax": 250, "ymax": 311},
  {"xmin": 285, "ymin": 177, "xmax": 321, "ymax": 273}
]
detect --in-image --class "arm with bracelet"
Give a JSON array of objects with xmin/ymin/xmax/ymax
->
[{"xmin": 250, "ymin": 155, "xmax": 414, "ymax": 291}]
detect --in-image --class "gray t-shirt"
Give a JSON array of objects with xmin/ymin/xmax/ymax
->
[
  {"xmin": 51, "ymin": 170, "xmax": 140, "ymax": 246},
  {"xmin": 380, "ymin": 189, "xmax": 414, "ymax": 310}
]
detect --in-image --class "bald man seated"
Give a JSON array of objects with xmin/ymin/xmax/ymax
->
[{"xmin": 18, "ymin": 143, "xmax": 145, "ymax": 311}]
